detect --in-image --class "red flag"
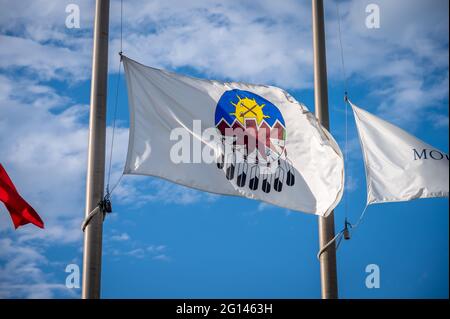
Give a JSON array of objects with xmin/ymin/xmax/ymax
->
[{"xmin": 0, "ymin": 164, "xmax": 44, "ymax": 229}]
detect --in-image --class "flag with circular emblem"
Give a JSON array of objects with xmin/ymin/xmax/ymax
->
[{"xmin": 122, "ymin": 56, "xmax": 344, "ymax": 216}]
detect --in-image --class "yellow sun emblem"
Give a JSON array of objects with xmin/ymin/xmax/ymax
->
[{"xmin": 230, "ymin": 95, "xmax": 270, "ymax": 125}]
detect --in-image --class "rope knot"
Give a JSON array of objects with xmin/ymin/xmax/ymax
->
[
  {"xmin": 81, "ymin": 194, "xmax": 113, "ymax": 232},
  {"xmin": 99, "ymin": 196, "xmax": 113, "ymax": 215}
]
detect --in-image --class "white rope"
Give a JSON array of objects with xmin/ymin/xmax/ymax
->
[
  {"xmin": 105, "ymin": 0, "xmax": 125, "ymax": 198},
  {"xmin": 335, "ymin": 0, "xmax": 349, "ymax": 95},
  {"xmin": 83, "ymin": 1, "xmax": 125, "ymax": 233},
  {"xmin": 81, "ymin": 206, "xmax": 101, "ymax": 232},
  {"xmin": 316, "ymin": 205, "xmax": 370, "ymax": 260},
  {"xmin": 349, "ymin": 204, "xmax": 369, "ymax": 229},
  {"xmin": 106, "ymin": 60, "xmax": 122, "ymax": 190},
  {"xmin": 109, "ymin": 172, "xmax": 124, "ymax": 196},
  {"xmin": 317, "ymin": 230, "xmax": 344, "ymax": 260},
  {"xmin": 316, "ymin": 2, "xmax": 370, "ymax": 262}
]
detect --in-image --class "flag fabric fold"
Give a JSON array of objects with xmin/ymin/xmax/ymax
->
[
  {"xmin": 0, "ymin": 164, "xmax": 44, "ymax": 229},
  {"xmin": 122, "ymin": 56, "xmax": 344, "ymax": 216},
  {"xmin": 350, "ymin": 101, "xmax": 449, "ymax": 205}
]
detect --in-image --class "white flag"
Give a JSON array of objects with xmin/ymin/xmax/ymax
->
[
  {"xmin": 351, "ymin": 101, "xmax": 449, "ymax": 204},
  {"xmin": 122, "ymin": 56, "xmax": 344, "ymax": 216}
]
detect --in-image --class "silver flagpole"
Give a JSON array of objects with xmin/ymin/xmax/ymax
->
[
  {"xmin": 82, "ymin": 0, "xmax": 110, "ymax": 299},
  {"xmin": 312, "ymin": 0, "xmax": 339, "ymax": 299}
]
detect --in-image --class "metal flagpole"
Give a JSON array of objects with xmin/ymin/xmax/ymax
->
[
  {"xmin": 312, "ymin": 0, "xmax": 339, "ymax": 299},
  {"xmin": 82, "ymin": 0, "xmax": 110, "ymax": 299}
]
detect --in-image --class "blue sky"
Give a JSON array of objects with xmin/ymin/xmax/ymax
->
[{"xmin": 0, "ymin": 0, "xmax": 448, "ymax": 298}]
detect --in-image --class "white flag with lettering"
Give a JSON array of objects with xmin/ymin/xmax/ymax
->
[
  {"xmin": 122, "ymin": 56, "xmax": 344, "ymax": 216},
  {"xmin": 351, "ymin": 101, "xmax": 449, "ymax": 204}
]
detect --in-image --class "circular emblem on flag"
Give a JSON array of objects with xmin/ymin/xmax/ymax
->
[
  {"xmin": 214, "ymin": 89, "xmax": 295, "ymax": 193},
  {"xmin": 215, "ymin": 89, "xmax": 286, "ymax": 164}
]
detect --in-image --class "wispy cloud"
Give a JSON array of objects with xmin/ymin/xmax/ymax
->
[
  {"xmin": 106, "ymin": 240, "xmax": 170, "ymax": 262},
  {"xmin": 326, "ymin": 0, "xmax": 449, "ymax": 129},
  {"xmin": 0, "ymin": 70, "xmax": 150, "ymax": 297},
  {"xmin": 0, "ymin": 238, "xmax": 77, "ymax": 298},
  {"xmin": 113, "ymin": 177, "xmax": 219, "ymax": 207},
  {"xmin": 152, "ymin": 254, "xmax": 171, "ymax": 262},
  {"xmin": 110, "ymin": 232, "xmax": 130, "ymax": 241}
]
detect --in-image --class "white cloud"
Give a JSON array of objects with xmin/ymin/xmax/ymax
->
[
  {"xmin": 126, "ymin": 248, "xmax": 145, "ymax": 259},
  {"xmin": 0, "ymin": 0, "xmax": 94, "ymax": 81},
  {"xmin": 113, "ymin": 176, "xmax": 219, "ymax": 207},
  {"xmin": 105, "ymin": 239, "xmax": 169, "ymax": 261},
  {"xmin": 428, "ymin": 113, "xmax": 449, "ymax": 129},
  {"xmin": 0, "ymin": 71, "xmax": 193, "ymax": 296},
  {"xmin": 0, "ymin": 0, "xmax": 446, "ymax": 128},
  {"xmin": 0, "ymin": 75, "xmax": 88, "ymax": 233},
  {"xmin": 110, "ymin": 232, "xmax": 130, "ymax": 241},
  {"xmin": 0, "ymin": 238, "xmax": 77, "ymax": 298},
  {"xmin": 112, "ymin": 0, "xmax": 313, "ymax": 88},
  {"xmin": 257, "ymin": 202, "xmax": 271, "ymax": 212},
  {"xmin": 0, "ymin": 283, "xmax": 76, "ymax": 299},
  {"xmin": 152, "ymin": 254, "xmax": 170, "ymax": 262},
  {"xmin": 0, "ymin": 0, "xmax": 315, "ymax": 87},
  {"xmin": 0, "ymin": 35, "xmax": 91, "ymax": 82},
  {"xmin": 325, "ymin": 0, "xmax": 449, "ymax": 128}
]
